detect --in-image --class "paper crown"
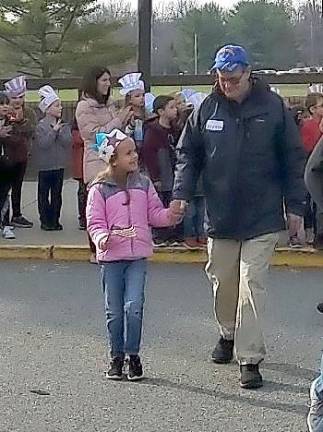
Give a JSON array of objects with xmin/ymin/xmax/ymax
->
[
  {"xmin": 180, "ymin": 89, "xmax": 197, "ymax": 102},
  {"xmin": 118, "ymin": 72, "xmax": 145, "ymax": 96},
  {"xmin": 187, "ymin": 92, "xmax": 208, "ymax": 109},
  {"xmin": 38, "ymin": 85, "xmax": 59, "ymax": 113},
  {"xmin": 92, "ymin": 129, "xmax": 128, "ymax": 163},
  {"xmin": 5, "ymin": 76, "xmax": 27, "ymax": 97},
  {"xmin": 308, "ymin": 84, "xmax": 323, "ymax": 94},
  {"xmin": 144, "ymin": 93, "xmax": 156, "ymax": 113}
]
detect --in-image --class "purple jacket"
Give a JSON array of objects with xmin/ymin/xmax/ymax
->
[{"xmin": 87, "ymin": 173, "xmax": 172, "ymax": 262}]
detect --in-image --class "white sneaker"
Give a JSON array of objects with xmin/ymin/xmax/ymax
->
[{"xmin": 2, "ymin": 226, "xmax": 16, "ymax": 240}]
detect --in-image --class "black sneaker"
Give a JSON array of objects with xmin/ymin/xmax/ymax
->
[
  {"xmin": 240, "ymin": 364, "xmax": 263, "ymax": 389},
  {"xmin": 40, "ymin": 223, "xmax": 55, "ymax": 231},
  {"xmin": 211, "ymin": 337, "xmax": 234, "ymax": 364},
  {"xmin": 127, "ymin": 355, "xmax": 143, "ymax": 381},
  {"xmin": 53, "ymin": 223, "xmax": 63, "ymax": 231},
  {"xmin": 11, "ymin": 216, "xmax": 33, "ymax": 228},
  {"xmin": 317, "ymin": 303, "xmax": 323, "ymax": 313},
  {"xmin": 106, "ymin": 357, "xmax": 124, "ymax": 380}
]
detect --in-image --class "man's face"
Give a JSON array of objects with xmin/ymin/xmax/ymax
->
[{"xmin": 217, "ymin": 67, "xmax": 251, "ymax": 101}]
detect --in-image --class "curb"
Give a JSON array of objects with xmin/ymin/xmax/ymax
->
[{"xmin": 0, "ymin": 244, "xmax": 322, "ymax": 267}]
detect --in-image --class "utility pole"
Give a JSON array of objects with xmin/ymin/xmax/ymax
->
[
  {"xmin": 194, "ymin": 33, "xmax": 198, "ymax": 75},
  {"xmin": 138, "ymin": 0, "xmax": 152, "ymax": 90}
]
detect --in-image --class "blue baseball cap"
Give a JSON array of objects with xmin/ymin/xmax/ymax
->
[{"xmin": 211, "ymin": 45, "xmax": 250, "ymax": 72}]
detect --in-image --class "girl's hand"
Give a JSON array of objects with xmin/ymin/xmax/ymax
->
[
  {"xmin": 117, "ymin": 106, "xmax": 133, "ymax": 126},
  {"xmin": 169, "ymin": 200, "xmax": 186, "ymax": 225},
  {"xmin": 99, "ymin": 235, "xmax": 110, "ymax": 251}
]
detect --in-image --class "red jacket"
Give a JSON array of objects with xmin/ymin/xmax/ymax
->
[
  {"xmin": 300, "ymin": 118, "xmax": 322, "ymax": 154},
  {"xmin": 71, "ymin": 128, "xmax": 84, "ymax": 180}
]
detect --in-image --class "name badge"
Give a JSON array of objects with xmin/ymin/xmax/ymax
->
[{"xmin": 206, "ymin": 119, "xmax": 224, "ymax": 131}]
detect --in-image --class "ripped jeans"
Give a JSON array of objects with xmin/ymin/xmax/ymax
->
[{"xmin": 101, "ymin": 259, "xmax": 147, "ymax": 358}]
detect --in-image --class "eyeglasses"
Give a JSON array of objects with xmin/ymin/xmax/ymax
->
[{"xmin": 217, "ymin": 71, "xmax": 245, "ymax": 86}]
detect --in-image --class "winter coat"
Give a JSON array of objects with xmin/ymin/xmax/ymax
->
[
  {"xmin": 86, "ymin": 173, "xmax": 172, "ymax": 262},
  {"xmin": 75, "ymin": 97, "xmax": 122, "ymax": 184},
  {"xmin": 173, "ymin": 78, "xmax": 306, "ymax": 240}
]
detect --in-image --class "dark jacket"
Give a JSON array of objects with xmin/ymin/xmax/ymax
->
[
  {"xmin": 173, "ymin": 78, "xmax": 306, "ymax": 240},
  {"xmin": 2, "ymin": 106, "xmax": 36, "ymax": 164},
  {"xmin": 142, "ymin": 119, "xmax": 177, "ymax": 192}
]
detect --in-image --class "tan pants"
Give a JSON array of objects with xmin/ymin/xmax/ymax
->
[{"xmin": 205, "ymin": 233, "xmax": 279, "ymax": 365}]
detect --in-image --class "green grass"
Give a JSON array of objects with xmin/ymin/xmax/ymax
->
[{"xmin": 25, "ymin": 84, "xmax": 309, "ymax": 103}]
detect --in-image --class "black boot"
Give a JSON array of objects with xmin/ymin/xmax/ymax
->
[
  {"xmin": 240, "ymin": 364, "xmax": 263, "ymax": 389},
  {"xmin": 211, "ymin": 337, "xmax": 234, "ymax": 364}
]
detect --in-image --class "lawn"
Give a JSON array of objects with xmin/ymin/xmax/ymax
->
[{"xmin": 25, "ymin": 84, "xmax": 309, "ymax": 103}]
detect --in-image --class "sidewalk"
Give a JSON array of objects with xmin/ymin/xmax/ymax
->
[{"xmin": 0, "ymin": 179, "xmax": 323, "ymax": 266}]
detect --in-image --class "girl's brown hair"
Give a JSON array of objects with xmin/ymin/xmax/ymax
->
[{"xmin": 305, "ymin": 92, "xmax": 323, "ymax": 113}]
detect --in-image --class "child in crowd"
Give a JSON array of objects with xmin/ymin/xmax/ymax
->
[
  {"xmin": 118, "ymin": 72, "xmax": 151, "ymax": 165},
  {"xmin": 71, "ymin": 118, "xmax": 86, "ymax": 230},
  {"xmin": 142, "ymin": 95, "xmax": 183, "ymax": 247},
  {"xmin": 86, "ymin": 129, "xmax": 183, "ymax": 380},
  {"xmin": 3, "ymin": 76, "xmax": 36, "ymax": 230},
  {"xmin": 35, "ymin": 86, "xmax": 71, "ymax": 231},
  {"xmin": 0, "ymin": 92, "xmax": 15, "ymax": 239},
  {"xmin": 180, "ymin": 91, "xmax": 208, "ymax": 249},
  {"xmin": 300, "ymin": 93, "xmax": 323, "ymax": 248}
]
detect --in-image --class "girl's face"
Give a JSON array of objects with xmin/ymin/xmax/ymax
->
[
  {"xmin": 0, "ymin": 102, "xmax": 10, "ymax": 118},
  {"xmin": 160, "ymin": 100, "xmax": 178, "ymax": 121},
  {"xmin": 97, "ymin": 72, "xmax": 111, "ymax": 96},
  {"xmin": 113, "ymin": 138, "xmax": 138, "ymax": 174},
  {"xmin": 47, "ymin": 100, "xmax": 62, "ymax": 119},
  {"xmin": 10, "ymin": 95, "xmax": 25, "ymax": 110},
  {"xmin": 130, "ymin": 90, "xmax": 145, "ymax": 108}
]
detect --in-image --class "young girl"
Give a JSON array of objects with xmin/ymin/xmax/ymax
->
[
  {"xmin": 118, "ymin": 72, "xmax": 150, "ymax": 161},
  {"xmin": 0, "ymin": 92, "xmax": 15, "ymax": 239},
  {"xmin": 4, "ymin": 75, "xmax": 36, "ymax": 229},
  {"xmin": 87, "ymin": 129, "xmax": 183, "ymax": 380},
  {"xmin": 35, "ymin": 86, "xmax": 71, "ymax": 231}
]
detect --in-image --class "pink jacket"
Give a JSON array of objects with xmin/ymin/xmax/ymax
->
[
  {"xmin": 87, "ymin": 173, "xmax": 173, "ymax": 262},
  {"xmin": 75, "ymin": 97, "xmax": 122, "ymax": 184}
]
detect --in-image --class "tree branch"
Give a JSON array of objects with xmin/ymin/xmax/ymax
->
[
  {"xmin": 0, "ymin": 34, "xmax": 42, "ymax": 65},
  {"xmin": 52, "ymin": 3, "xmax": 80, "ymax": 54}
]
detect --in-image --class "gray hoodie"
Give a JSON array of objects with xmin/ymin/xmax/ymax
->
[{"xmin": 35, "ymin": 117, "xmax": 71, "ymax": 171}]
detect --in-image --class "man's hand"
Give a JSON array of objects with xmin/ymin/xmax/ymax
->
[
  {"xmin": 169, "ymin": 200, "xmax": 186, "ymax": 225},
  {"xmin": 287, "ymin": 213, "xmax": 305, "ymax": 244},
  {"xmin": 0, "ymin": 125, "xmax": 12, "ymax": 138}
]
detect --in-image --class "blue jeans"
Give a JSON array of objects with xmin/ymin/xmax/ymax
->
[
  {"xmin": 101, "ymin": 259, "xmax": 147, "ymax": 358},
  {"xmin": 184, "ymin": 196, "xmax": 206, "ymax": 238}
]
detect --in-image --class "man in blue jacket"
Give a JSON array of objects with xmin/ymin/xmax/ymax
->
[{"xmin": 173, "ymin": 45, "xmax": 306, "ymax": 389}]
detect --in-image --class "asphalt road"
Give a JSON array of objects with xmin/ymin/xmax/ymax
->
[{"xmin": 0, "ymin": 262, "xmax": 322, "ymax": 431}]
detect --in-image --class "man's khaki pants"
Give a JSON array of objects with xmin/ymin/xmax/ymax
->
[{"xmin": 205, "ymin": 233, "xmax": 279, "ymax": 365}]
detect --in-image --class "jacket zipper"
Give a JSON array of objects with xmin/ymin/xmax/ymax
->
[{"xmin": 127, "ymin": 191, "xmax": 134, "ymax": 256}]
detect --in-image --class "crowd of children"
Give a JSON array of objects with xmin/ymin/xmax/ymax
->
[{"xmin": 0, "ymin": 71, "xmax": 208, "ymax": 249}]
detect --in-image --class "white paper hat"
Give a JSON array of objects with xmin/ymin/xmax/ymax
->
[
  {"xmin": 270, "ymin": 86, "xmax": 281, "ymax": 95},
  {"xmin": 118, "ymin": 72, "xmax": 145, "ymax": 96},
  {"xmin": 308, "ymin": 84, "xmax": 323, "ymax": 94},
  {"xmin": 187, "ymin": 92, "xmax": 208, "ymax": 109},
  {"xmin": 144, "ymin": 93, "xmax": 156, "ymax": 113},
  {"xmin": 5, "ymin": 76, "xmax": 27, "ymax": 98},
  {"xmin": 38, "ymin": 85, "xmax": 59, "ymax": 113},
  {"xmin": 93, "ymin": 129, "xmax": 128, "ymax": 164},
  {"xmin": 180, "ymin": 89, "xmax": 197, "ymax": 102}
]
